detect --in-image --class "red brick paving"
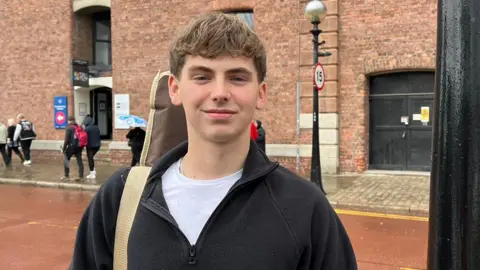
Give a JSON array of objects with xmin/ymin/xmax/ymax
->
[{"xmin": 0, "ymin": 185, "xmax": 427, "ymax": 269}]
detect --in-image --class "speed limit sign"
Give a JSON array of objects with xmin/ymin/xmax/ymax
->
[{"xmin": 313, "ymin": 62, "xmax": 325, "ymax": 91}]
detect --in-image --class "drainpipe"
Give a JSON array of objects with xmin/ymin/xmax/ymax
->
[
  {"xmin": 295, "ymin": 0, "xmax": 301, "ymax": 173},
  {"xmin": 296, "ymin": 81, "xmax": 301, "ymax": 172}
]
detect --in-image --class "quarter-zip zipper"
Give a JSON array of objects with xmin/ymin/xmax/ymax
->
[{"xmin": 141, "ymin": 162, "xmax": 279, "ymax": 266}]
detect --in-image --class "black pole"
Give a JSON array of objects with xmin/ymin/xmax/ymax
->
[
  {"xmin": 427, "ymin": 0, "xmax": 480, "ymax": 268},
  {"xmin": 310, "ymin": 21, "xmax": 326, "ymax": 194}
]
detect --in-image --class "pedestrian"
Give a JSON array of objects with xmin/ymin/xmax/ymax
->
[
  {"xmin": 61, "ymin": 116, "xmax": 85, "ymax": 181},
  {"xmin": 0, "ymin": 122, "xmax": 9, "ymax": 165},
  {"xmin": 125, "ymin": 125, "xmax": 146, "ymax": 167},
  {"xmin": 82, "ymin": 115, "xmax": 101, "ymax": 179},
  {"xmin": 6, "ymin": 118, "xmax": 25, "ymax": 164},
  {"xmin": 70, "ymin": 12, "xmax": 357, "ymax": 269},
  {"xmin": 13, "ymin": 113, "xmax": 36, "ymax": 165},
  {"xmin": 250, "ymin": 120, "xmax": 258, "ymax": 141},
  {"xmin": 255, "ymin": 119, "xmax": 266, "ymax": 152}
]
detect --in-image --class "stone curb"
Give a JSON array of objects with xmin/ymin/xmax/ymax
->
[
  {"xmin": 0, "ymin": 178, "xmax": 101, "ymax": 191},
  {"xmin": 329, "ymin": 200, "xmax": 429, "ymax": 217}
]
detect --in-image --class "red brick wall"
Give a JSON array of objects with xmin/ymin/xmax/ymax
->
[
  {"xmin": 338, "ymin": 0, "xmax": 437, "ymax": 172},
  {"xmin": 110, "ymin": 0, "xmax": 301, "ymax": 145},
  {"xmin": 0, "ymin": 0, "xmax": 73, "ymax": 140}
]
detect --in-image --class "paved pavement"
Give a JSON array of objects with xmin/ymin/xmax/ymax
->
[
  {"xmin": 0, "ymin": 160, "xmax": 431, "ymax": 216},
  {"xmin": 0, "ymin": 185, "xmax": 428, "ymax": 270},
  {"xmin": 326, "ymin": 174, "xmax": 430, "ymax": 217}
]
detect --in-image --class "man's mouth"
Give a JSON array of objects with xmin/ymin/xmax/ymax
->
[{"xmin": 203, "ymin": 109, "xmax": 236, "ymax": 120}]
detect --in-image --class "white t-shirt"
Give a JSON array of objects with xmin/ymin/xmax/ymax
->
[{"xmin": 162, "ymin": 158, "xmax": 243, "ymax": 245}]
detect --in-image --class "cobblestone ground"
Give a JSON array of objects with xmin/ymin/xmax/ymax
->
[{"xmin": 326, "ymin": 174, "xmax": 431, "ymax": 216}]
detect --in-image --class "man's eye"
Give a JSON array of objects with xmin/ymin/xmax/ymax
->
[
  {"xmin": 231, "ymin": 77, "xmax": 247, "ymax": 82},
  {"xmin": 193, "ymin": 75, "xmax": 209, "ymax": 81}
]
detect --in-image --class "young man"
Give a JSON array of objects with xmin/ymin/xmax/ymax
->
[
  {"xmin": 82, "ymin": 115, "xmax": 101, "ymax": 179},
  {"xmin": 6, "ymin": 118, "xmax": 25, "ymax": 164},
  {"xmin": 70, "ymin": 12, "xmax": 357, "ymax": 269},
  {"xmin": 62, "ymin": 116, "xmax": 85, "ymax": 181},
  {"xmin": 13, "ymin": 113, "xmax": 36, "ymax": 165}
]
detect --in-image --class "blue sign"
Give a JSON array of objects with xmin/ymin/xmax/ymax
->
[{"xmin": 54, "ymin": 96, "xmax": 68, "ymax": 129}]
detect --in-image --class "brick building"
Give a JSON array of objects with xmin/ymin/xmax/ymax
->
[{"xmin": 0, "ymin": 0, "xmax": 437, "ymax": 176}]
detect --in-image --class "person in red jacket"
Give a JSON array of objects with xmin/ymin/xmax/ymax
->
[{"xmin": 250, "ymin": 120, "xmax": 258, "ymax": 141}]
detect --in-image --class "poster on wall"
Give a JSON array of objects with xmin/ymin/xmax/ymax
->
[
  {"xmin": 54, "ymin": 96, "xmax": 68, "ymax": 129},
  {"xmin": 114, "ymin": 94, "xmax": 130, "ymax": 129},
  {"xmin": 72, "ymin": 59, "xmax": 89, "ymax": 87}
]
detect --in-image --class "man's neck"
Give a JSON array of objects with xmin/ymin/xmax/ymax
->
[{"xmin": 181, "ymin": 135, "xmax": 250, "ymax": 180}]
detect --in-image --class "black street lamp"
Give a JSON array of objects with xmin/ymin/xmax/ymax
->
[
  {"xmin": 427, "ymin": 0, "xmax": 480, "ymax": 268},
  {"xmin": 304, "ymin": 0, "xmax": 331, "ymax": 194}
]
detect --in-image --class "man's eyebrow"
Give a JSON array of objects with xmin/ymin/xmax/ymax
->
[
  {"xmin": 187, "ymin": 66, "xmax": 253, "ymax": 75},
  {"xmin": 226, "ymin": 68, "xmax": 253, "ymax": 75},
  {"xmin": 187, "ymin": 66, "xmax": 214, "ymax": 73}
]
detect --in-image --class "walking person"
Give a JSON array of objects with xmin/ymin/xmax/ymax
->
[
  {"xmin": 0, "ymin": 122, "xmax": 9, "ymax": 165},
  {"xmin": 13, "ymin": 114, "xmax": 36, "ymax": 165},
  {"xmin": 255, "ymin": 120, "xmax": 266, "ymax": 152},
  {"xmin": 6, "ymin": 118, "xmax": 25, "ymax": 164},
  {"xmin": 62, "ymin": 116, "xmax": 86, "ymax": 181},
  {"xmin": 126, "ymin": 125, "xmax": 146, "ymax": 167},
  {"xmin": 82, "ymin": 115, "xmax": 101, "ymax": 179},
  {"xmin": 71, "ymin": 13, "xmax": 356, "ymax": 269},
  {"xmin": 250, "ymin": 120, "xmax": 258, "ymax": 141}
]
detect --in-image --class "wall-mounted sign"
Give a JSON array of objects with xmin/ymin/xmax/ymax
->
[
  {"xmin": 421, "ymin": 106, "xmax": 430, "ymax": 123},
  {"xmin": 72, "ymin": 59, "xmax": 89, "ymax": 87},
  {"xmin": 54, "ymin": 96, "xmax": 68, "ymax": 129},
  {"xmin": 313, "ymin": 62, "xmax": 326, "ymax": 91},
  {"xmin": 114, "ymin": 94, "xmax": 130, "ymax": 129}
]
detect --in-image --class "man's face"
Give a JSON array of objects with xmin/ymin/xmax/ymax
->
[{"xmin": 169, "ymin": 55, "xmax": 267, "ymax": 143}]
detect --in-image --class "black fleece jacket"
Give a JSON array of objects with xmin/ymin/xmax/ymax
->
[{"xmin": 70, "ymin": 141, "xmax": 357, "ymax": 269}]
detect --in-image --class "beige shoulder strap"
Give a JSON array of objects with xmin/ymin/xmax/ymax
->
[{"xmin": 113, "ymin": 166, "xmax": 152, "ymax": 270}]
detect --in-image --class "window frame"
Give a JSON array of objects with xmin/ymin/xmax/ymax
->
[
  {"xmin": 226, "ymin": 10, "xmax": 254, "ymax": 30},
  {"xmin": 92, "ymin": 11, "xmax": 112, "ymax": 68}
]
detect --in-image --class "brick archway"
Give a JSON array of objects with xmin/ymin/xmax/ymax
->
[
  {"xmin": 355, "ymin": 55, "xmax": 435, "ymax": 172},
  {"xmin": 73, "ymin": 0, "xmax": 111, "ymax": 13}
]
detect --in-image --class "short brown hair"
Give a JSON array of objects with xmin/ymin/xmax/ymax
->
[{"xmin": 169, "ymin": 12, "xmax": 267, "ymax": 82}]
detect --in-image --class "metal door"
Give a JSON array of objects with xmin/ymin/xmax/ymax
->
[{"xmin": 369, "ymin": 72, "xmax": 434, "ymax": 171}]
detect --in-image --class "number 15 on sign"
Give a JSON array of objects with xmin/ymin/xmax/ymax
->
[{"xmin": 313, "ymin": 62, "xmax": 326, "ymax": 91}]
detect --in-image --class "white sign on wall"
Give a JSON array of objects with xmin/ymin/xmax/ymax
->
[{"xmin": 114, "ymin": 94, "xmax": 130, "ymax": 129}]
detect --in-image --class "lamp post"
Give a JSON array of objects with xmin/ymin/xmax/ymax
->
[
  {"xmin": 427, "ymin": 0, "xmax": 480, "ymax": 268},
  {"xmin": 304, "ymin": 0, "xmax": 330, "ymax": 194}
]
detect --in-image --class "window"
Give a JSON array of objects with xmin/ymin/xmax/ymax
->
[
  {"xmin": 227, "ymin": 11, "xmax": 254, "ymax": 30},
  {"xmin": 93, "ymin": 11, "xmax": 111, "ymax": 68}
]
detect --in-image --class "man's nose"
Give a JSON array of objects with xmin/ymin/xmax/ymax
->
[{"xmin": 210, "ymin": 79, "xmax": 230, "ymax": 102}]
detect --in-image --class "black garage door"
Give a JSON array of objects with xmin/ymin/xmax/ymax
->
[{"xmin": 369, "ymin": 72, "xmax": 434, "ymax": 171}]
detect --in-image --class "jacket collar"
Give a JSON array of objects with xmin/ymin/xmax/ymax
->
[
  {"xmin": 148, "ymin": 139, "xmax": 277, "ymax": 184},
  {"xmin": 144, "ymin": 139, "xmax": 278, "ymax": 211}
]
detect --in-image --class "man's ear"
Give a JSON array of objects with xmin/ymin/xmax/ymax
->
[
  {"xmin": 256, "ymin": 82, "xmax": 267, "ymax": 110},
  {"xmin": 168, "ymin": 75, "xmax": 182, "ymax": 106}
]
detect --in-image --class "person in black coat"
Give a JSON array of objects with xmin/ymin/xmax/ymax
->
[
  {"xmin": 82, "ymin": 115, "xmax": 101, "ymax": 179},
  {"xmin": 126, "ymin": 126, "xmax": 146, "ymax": 167},
  {"xmin": 62, "ymin": 116, "xmax": 84, "ymax": 181},
  {"xmin": 255, "ymin": 120, "xmax": 266, "ymax": 153}
]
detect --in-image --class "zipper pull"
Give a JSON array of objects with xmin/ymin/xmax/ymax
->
[{"xmin": 188, "ymin": 245, "xmax": 197, "ymax": 265}]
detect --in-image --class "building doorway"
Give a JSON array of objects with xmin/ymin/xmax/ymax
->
[
  {"xmin": 90, "ymin": 87, "xmax": 112, "ymax": 140},
  {"xmin": 369, "ymin": 72, "xmax": 434, "ymax": 171}
]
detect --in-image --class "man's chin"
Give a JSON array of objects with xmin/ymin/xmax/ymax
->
[{"xmin": 204, "ymin": 131, "xmax": 243, "ymax": 144}]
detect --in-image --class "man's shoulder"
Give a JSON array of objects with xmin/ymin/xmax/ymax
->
[
  {"xmin": 267, "ymin": 165, "xmax": 327, "ymax": 201},
  {"xmin": 265, "ymin": 165, "xmax": 333, "ymax": 219},
  {"xmin": 94, "ymin": 167, "xmax": 132, "ymax": 208}
]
